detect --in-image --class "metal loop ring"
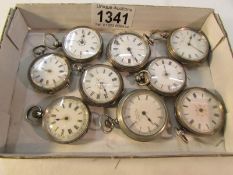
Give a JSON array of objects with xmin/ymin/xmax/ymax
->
[
  {"xmin": 32, "ymin": 45, "xmax": 47, "ymax": 57},
  {"xmin": 72, "ymin": 63, "xmax": 84, "ymax": 73},
  {"xmin": 44, "ymin": 33, "xmax": 62, "ymax": 50},
  {"xmin": 101, "ymin": 114, "xmax": 117, "ymax": 134},
  {"xmin": 26, "ymin": 106, "xmax": 43, "ymax": 125},
  {"xmin": 150, "ymin": 30, "xmax": 170, "ymax": 41},
  {"xmin": 176, "ymin": 128, "xmax": 189, "ymax": 144},
  {"xmin": 135, "ymin": 70, "xmax": 151, "ymax": 86}
]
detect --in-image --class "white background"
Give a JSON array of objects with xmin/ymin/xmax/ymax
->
[{"xmin": 0, "ymin": 0, "xmax": 233, "ymax": 174}]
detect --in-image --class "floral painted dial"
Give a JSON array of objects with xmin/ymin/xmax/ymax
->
[
  {"xmin": 168, "ymin": 28, "xmax": 209, "ymax": 64},
  {"xmin": 63, "ymin": 27, "xmax": 103, "ymax": 62},
  {"xmin": 29, "ymin": 54, "xmax": 70, "ymax": 93},
  {"xmin": 175, "ymin": 87, "xmax": 225, "ymax": 135},
  {"xmin": 43, "ymin": 96, "xmax": 90, "ymax": 143},
  {"xmin": 107, "ymin": 33, "xmax": 150, "ymax": 71},
  {"xmin": 147, "ymin": 58, "xmax": 186, "ymax": 95},
  {"xmin": 117, "ymin": 89, "xmax": 168, "ymax": 141},
  {"xmin": 80, "ymin": 64, "xmax": 124, "ymax": 106}
]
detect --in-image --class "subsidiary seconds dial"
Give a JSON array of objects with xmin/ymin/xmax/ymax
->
[
  {"xmin": 107, "ymin": 32, "xmax": 150, "ymax": 72},
  {"xmin": 80, "ymin": 64, "xmax": 124, "ymax": 106}
]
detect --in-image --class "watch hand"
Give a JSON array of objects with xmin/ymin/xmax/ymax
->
[
  {"xmin": 41, "ymin": 67, "xmax": 52, "ymax": 73},
  {"xmin": 127, "ymin": 47, "xmax": 138, "ymax": 63},
  {"xmin": 189, "ymin": 43, "xmax": 205, "ymax": 54},
  {"xmin": 163, "ymin": 65, "xmax": 169, "ymax": 76},
  {"xmin": 55, "ymin": 116, "xmax": 69, "ymax": 121},
  {"xmin": 142, "ymin": 111, "xmax": 155, "ymax": 125}
]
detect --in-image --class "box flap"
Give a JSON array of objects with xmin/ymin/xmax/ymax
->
[{"xmin": 7, "ymin": 8, "xmax": 28, "ymax": 50}]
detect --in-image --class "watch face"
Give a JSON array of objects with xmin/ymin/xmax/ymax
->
[
  {"xmin": 175, "ymin": 87, "xmax": 225, "ymax": 135},
  {"xmin": 107, "ymin": 33, "xmax": 150, "ymax": 71},
  {"xmin": 169, "ymin": 28, "xmax": 209, "ymax": 63},
  {"xmin": 29, "ymin": 54, "xmax": 70, "ymax": 93},
  {"xmin": 147, "ymin": 58, "xmax": 186, "ymax": 95},
  {"xmin": 117, "ymin": 89, "xmax": 168, "ymax": 141},
  {"xmin": 43, "ymin": 96, "xmax": 90, "ymax": 143},
  {"xmin": 80, "ymin": 64, "xmax": 123, "ymax": 106},
  {"xmin": 63, "ymin": 27, "xmax": 103, "ymax": 62}
]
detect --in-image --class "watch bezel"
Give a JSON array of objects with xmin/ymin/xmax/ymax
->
[
  {"xmin": 79, "ymin": 64, "xmax": 124, "ymax": 107},
  {"xmin": 62, "ymin": 26, "xmax": 103, "ymax": 63},
  {"xmin": 107, "ymin": 32, "xmax": 151, "ymax": 72},
  {"xmin": 28, "ymin": 53, "xmax": 71, "ymax": 94},
  {"xmin": 117, "ymin": 89, "xmax": 168, "ymax": 142},
  {"xmin": 42, "ymin": 96, "xmax": 91, "ymax": 144},
  {"xmin": 175, "ymin": 87, "xmax": 225, "ymax": 136}
]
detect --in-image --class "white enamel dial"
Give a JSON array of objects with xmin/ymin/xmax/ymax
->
[
  {"xmin": 29, "ymin": 54, "xmax": 70, "ymax": 93},
  {"xmin": 63, "ymin": 27, "xmax": 102, "ymax": 62},
  {"xmin": 43, "ymin": 96, "xmax": 90, "ymax": 143},
  {"xmin": 80, "ymin": 65, "xmax": 123, "ymax": 106},
  {"xmin": 118, "ymin": 89, "xmax": 168, "ymax": 141},
  {"xmin": 108, "ymin": 33, "xmax": 150, "ymax": 71},
  {"xmin": 175, "ymin": 87, "xmax": 225, "ymax": 135},
  {"xmin": 147, "ymin": 58, "xmax": 186, "ymax": 95},
  {"xmin": 169, "ymin": 28, "xmax": 209, "ymax": 63}
]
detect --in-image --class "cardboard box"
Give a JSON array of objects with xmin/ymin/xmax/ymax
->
[{"xmin": 0, "ymin": 3, "xmax": 233, "ymax": 158}]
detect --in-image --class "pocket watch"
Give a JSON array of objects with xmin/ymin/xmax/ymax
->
[
  {"xmin": 146, "ymin": 27, "xmax": 210, "ymax": 65},
  {"xmin": 28, "ymin": 45, "xmax": 71, "ymax": 94},
  {"xmin": 79, "ymin": 64, "xmax": 124, "ymax": 107},
  {"xmin": 102, "ymin": 89, "xmax": 168, "ymax": 142},
  {"xmin": 26, "ymin": 96, "xmax": 90, "ymax": 144},
  {"xmin": 135, "ymin": 57, "xmax": 186, "ymax": 96},
  {"xmin": 106, "ymin": 32, "xmax": 151, "ymax": 72},
  {"xmin": 45, "ymin": 26, "xmax": 103, "ymax": 62},
  {"xmin": 175, "ymin": 87, "xmax": 225, "ymax": 136}
]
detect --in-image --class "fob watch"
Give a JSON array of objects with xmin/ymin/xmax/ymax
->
[
  {"xmin": 136, "ymin": 57, "xmax": 186, "ymax": 96},
  {"xmin": 79, "ymin": 64, "xmax": 124, "ymax": 106},
  {"xmin": 62, "ymin": 26, "xmax": 103, "ymax": 62},
  {"xmin": 175, "ymin": 87, "xmax": 225, "ymax": 136},
  {"xmin": 28, "ymin": 50, "xmax": 71, "ymax": 94},
  {"xmin": 26, "ymin": 96, "xmax": 90, "ymax": 143},
  {"xmin": 102, "ymin": 89, "xmax": 168, "ymax": 142},
  {"xmin": 167, "ymin": 27, "xmax": 210, "ymax": 65},
  {"xmin": 107, "ymin": 32, "xmax": 151, "ymax": 72}
]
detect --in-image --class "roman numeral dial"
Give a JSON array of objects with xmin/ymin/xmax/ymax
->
[
  {"xmin": 63, "ymin": 27, "xmax": 102, "ymax": 62},
  {"xmin": 108, "ymin": 33, "xmax": 150, "ymax": 72},
  {"xmin": 117, "ymin": 89, "xmax": 168, "ymax": 141},
  {"xmin": 43, "ymin": 96, "xmax": 90, "ymax": 143},
  {"xmin": 169, "ymin": 28, "xmax": 209, "ymax": 64},
  {"xmin": 80, "ymin": 65, "xmax": 123, "ymax": 106},
  {"xmin": 175, "ymin": 87, "xmax": 225, "ymax": 135},
  {"xmin": 29, "ymin": 54, "xmax": 70, "ymax": 93},
  {"xmin": 147, "ymin": 58, "xmax": 186, "ymax": 95}
]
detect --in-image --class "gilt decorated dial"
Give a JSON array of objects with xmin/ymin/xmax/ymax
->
[{"xmin": 175, "ymin": 87, "xmax": 225, "ymax": 135}]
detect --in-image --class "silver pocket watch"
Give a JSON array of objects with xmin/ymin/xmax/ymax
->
[
  {"xmin": 28, "ymin": 45, "xmax": 72, "ymax": 94},
  {"xmin": 146, "ymin": 27, "xmax": 210, "ymax": 65},
  {"xmin": 175, "ymin": 87, "xmax": 225, "ymax": 136},
  {"xmin": 78, "ymin": 64, "xmax": 124, "ymax": 107},
  {"xmin": 135, "ymin": 57, "xmax": 186, "ymax": 96},
  {"xmin": 26, "ymin": 96, "xmax": 90, "ymax": 144},
  {"xmin": 44, "ymin": 26, "xmax": 103, "ymax": 62},
  {"xmin": 106, "ymin": 32, "xmax": 151, "ymax": 72},
  {"xmin": 101, "ymin": 89, "xmax": 169, "ymax": 142}
]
